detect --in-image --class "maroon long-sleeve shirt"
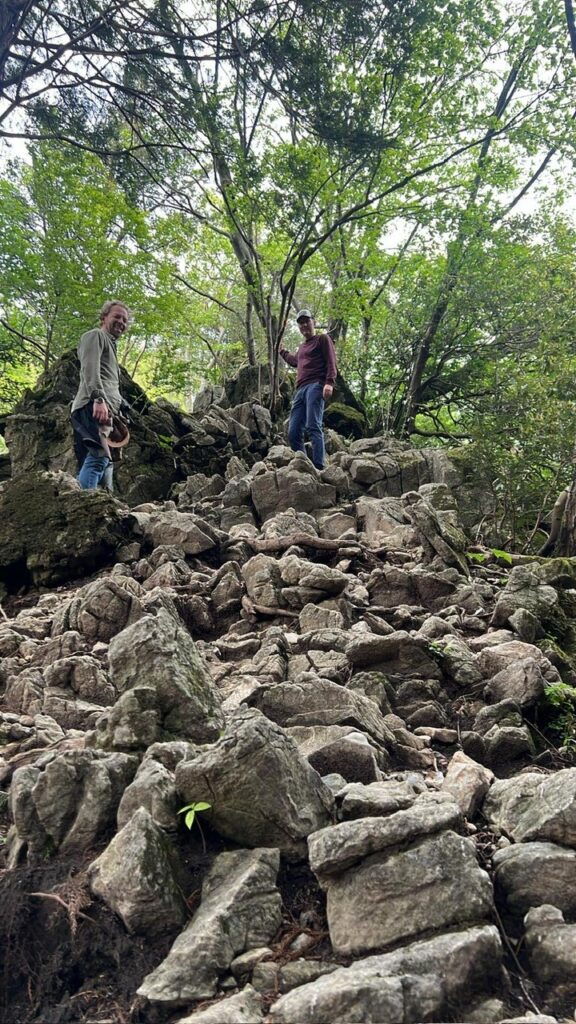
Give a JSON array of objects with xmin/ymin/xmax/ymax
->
[{"xmin": 279, "ymin": 333, "xmax": 337, "ymax": 388}]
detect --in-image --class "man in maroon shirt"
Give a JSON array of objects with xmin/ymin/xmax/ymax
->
[{"xmin": 279, "ymin": 309, "xmax": 337, "ymax": 470}]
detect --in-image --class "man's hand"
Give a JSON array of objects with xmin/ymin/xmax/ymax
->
[
  {"xmin": 323, "ymin": 384, "xmax": 333, "ymax": 401},
  {"xmin": 92, "ymin": 398, "xmax": 110, "ymax": 423}
]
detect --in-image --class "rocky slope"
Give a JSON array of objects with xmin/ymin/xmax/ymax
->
[{"xmin": 1, "ymin": 387, "xmax": 576, "ymax": 1024}]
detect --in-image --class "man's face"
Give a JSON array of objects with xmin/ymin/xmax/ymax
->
[
  {"xmin": 102, "ymin": 305, "xmax": 129, "ymax": 338},
  {"xmin": 297, "ymin": 316, "xmax": 315, "ymax": 339}
]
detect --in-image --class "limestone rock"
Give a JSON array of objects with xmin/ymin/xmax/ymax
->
[
  {"xmin": 89, "ymin": 808, "xmax": 187, "ymax": 934},
  {"xmin": 442, "ymin": 751, "xmax": 495, "ymax": 818},
  {"xmin": 345, "ymin": 630, "xmax": 442, "ymax": 678},
  {"xmin": 309, "ymin": 791, "xmax": 463, "ymax": 880},
  {"xmin": 174, "ymin": 986, "xmax": 264, "ymax": 1023},
  {"xmin": 484, "ymin": 658, "xmax": 547, "ymax": 707},
  {"xmin": 483, "ymin": 769, "xmax": 576, "ymax": 845},
  {"xmin": 493, "ymin": 842, "xmax": 576, "ymax": 922},
  {"xmin": 250, "ymin": 458, "xmax": 336, "ymax": 522},
  {"xmin": 9, "ymin": 748, "xmax": 138, "ymax": 858},
  {"xmin": 105, "ymin": 608, "xmax": 224, "ymax": 744},
  {"xmin": 247, "ymin": 678, "xmax": 394, "ymax": 751},
  {"xmin": 337, "ymin": 779, "xmax": 419, "ymax": 820},
  {"xmin": 175, "ymin": 708, "xmax": 333, "ymax": 857},
  {"xmin": 52, "ymin": 576, "xmax": 145, "ymax": 643},
  {"xmin": 286, "ymin": 725, "xmax": 381, "ymax": 783},
  {"xmin": 267, "ymin": 925, "xmax": 504, "ymax": 1024},
  {"xmin": 0, "ymin": 471, "xmax": 135, "ymax": 594},
  {"xmin": 473, "ymin": 700, "xmax": 535, "ymax": 765},
  {"xmin": 117, "ymin": 756, "xmax": 179, "ymax": 830},
  {"xmin": 524, "ymin": 905, "xmax": 576, "ymax": 1009},
  {"xmin": 322, "ymin": 829, "xmax": 493, "ymax": 955},
  {"xmin": 141, "ymin": 510, "xmax": 221, "ymax": 555},
  {"xmin": 137, "ymin": 848, "xmax": 281, "ymax": 1007},
  {"xmin": 492, "ymin": 565, "xmax": 562, "ymax": 635}
]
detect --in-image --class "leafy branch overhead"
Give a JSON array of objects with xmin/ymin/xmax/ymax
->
[{"xmin": 0, "ymin": 0, "xmax": 575, "ymax": 548}]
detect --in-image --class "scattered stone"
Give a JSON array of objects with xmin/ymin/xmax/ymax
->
[
  {"xmin": 267, "ymin": 925, "xmax": 504, "ymax": 1023},
  {"xmin": 137, "ymin": 848, "xmax": 281, "ymax": 1007},
  {"xmin": 442, "ymin": 750, "xmax": 495, "ymax": 818},
  {"xmin": 493, "ymin": 842, "xmax": 576, "ymax": 922},
  {"xmin": 174, "ymin": 986, "xmax": 264, "ymax": 1023},
  {"xmin": 483, "ymin": 769, "xmax": 576, "ymax": 845},
  {"xmin": 175, "ymin": 708, "xmax": 334, "ymax": 857},
  {"xmin": 89, "ymin": 808, "xmax": 187, "ymax": 934},
  {"xmin": 524, "ymin": 905, "xmax": 576, "ymax": 1010}
]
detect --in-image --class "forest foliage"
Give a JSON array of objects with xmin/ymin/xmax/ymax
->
[{"xmin": 1, "ymin": 0, "xmax": 576, "ymax": 548}]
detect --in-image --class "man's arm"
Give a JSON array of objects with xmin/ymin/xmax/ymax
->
[
  {"xmin": 279, "ymin": 345, "xmax": 298, "ymax": 368},
  {"xmin": 78, "ymin": 329, "xmax": 110, "ymax": 422},
  {"xmin": 321, "ymin": 334, "xmax": 337, "ymax": 399}
]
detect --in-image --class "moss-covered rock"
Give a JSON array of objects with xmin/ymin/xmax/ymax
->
[
  {"xmin": 324, "ymin": 402, "xmax": 368, "ymax": 439},
  {"xmin": 0, "ymin": 470, "xmax": 134, "ymax": 595}
]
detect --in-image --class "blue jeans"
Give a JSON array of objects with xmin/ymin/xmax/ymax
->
[
  {"xmin": 77, "ymin": 451, "xmax": 112, "ymax": 490},
  {"xmin": 288, "ymin": 382, "xmax": 326, "ymax": 469}
]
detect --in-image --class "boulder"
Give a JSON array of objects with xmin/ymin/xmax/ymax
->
[
  {"xmin": 51, "ymin": 576, "xmax": 145, "ymax": 642},
  {"xmin": 524, "ymin": 905, "xmax": 576, "ymax": 1009},
  {"xmin": 442, "ymin": 751, "xmax": 495, "ymax": 818},
  {"xmin": 89, "ymin": 808, "xmax": 187, "ymax": 934},
  {"xmin": 175, "ymin": 708, "xmax": 334, "ymax": 857},
  {"xmin": 103, "ymin": 608, "xmax": 224, "ymax": 745},
  {"xmin": 493, "ymin": 842, "xmax": 576, "ymax": 923},
  {"xmin": 321, "ymin": 829, "xmax": 493, "ymax": 956},
  {"xmin": 0, "ymin": 471, "xmax": 135, "ymax": 595},
  {"xmin": 247, "ymin": 678, "xmax": 395, "ymax": 751},
  {"xmin": 137, "ymin": 848, "xmax": 281, "ymax": 1007},
  {"xmin": 483, "ymin": 769, "xmax": 576, "ymax": 845},
  {"xmin": 250, "ymin": 458, "xmax": 336, "ymax": 522},
  {"xmin": 267, "ymin": 925, "xmax": 504, "ymax": 1024},
  {"xmin": 309, "ymin": 791, "xmax": 463, "ymax": 880},
  {"xmin": 174, "ymin": 986, "xmax": 264, "ymax": 1023},
  {"xmin": 337, "ymin": 779, "xmax": 419, "ymax": 820},
  {"xmin": 9, "ymin": 748, "xmax": 138, "ymax": 859},
  {"xmin": 345, "ymin": 630, "xmax": 442, "ymax": 679},
  {"xmin": 286, "ymin": 725, "xmax": 381, "ymax": 783}
]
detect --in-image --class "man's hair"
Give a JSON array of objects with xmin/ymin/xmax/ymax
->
[{"xmin": 99, "ymin": 300, "xmax": 130, "ymax": 322}]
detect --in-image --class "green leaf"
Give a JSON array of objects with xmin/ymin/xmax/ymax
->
[{"xmin": 491, "ymin": 548, "xmax": 513, "ymax": 565}]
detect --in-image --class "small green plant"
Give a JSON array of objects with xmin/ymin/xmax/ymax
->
[
  {"xmin": 178, "ymin": 801, "xmax": 212, "ymax": 851},
  {"xmin": 543, "ymin": 682, "xmax": 576, "ymax": 757},
  {"xmin": 466, "ymin": 547, "xmax": 513, "ymax": 566}
]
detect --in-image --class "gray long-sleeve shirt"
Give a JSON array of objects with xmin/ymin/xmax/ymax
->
[{"xmin": 71, "ymin": 327, "xmax": 123, "ymax": 413}]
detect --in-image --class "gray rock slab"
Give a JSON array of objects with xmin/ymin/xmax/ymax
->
[
  {"xmin": 89, "ymin": 808, "xmax": 186, "ymax": 935},
  {"xmin": 175, "ymin": 708, "xmax": 334, "ymax": 858},
  {"xmin": 52, "ymin": 576, "xmax": 145, "ymax": 642},
  {"xmin": 483, "ymin": 769, "xmax": 576, "ymax": 845},
  {"xmin": 346, "ymin": 629, "xmax": 442, "ymax": 678},
  {"xmin": 267, "ymin": 925, "xmax": 503, "ymax": 1024},
  {"xmin": 286, "ymin": 725, "xmax": 381, "ymax": 783},
  {"xmin": 247, "ymin": 678, "xmax": 394, "ymax": 749},
  {"xmin": 493, "ymin": 841, "xmax": 576, "ymax": 921},
  {"xmin": 337, "ymin": 779, "xmax": 419, "ymax": 820},
  {"xmin": 9, "ymin": 748, "xmax": 138, "ymax": 858},
  {"xmin": 137, "ymin": 848, "xmax": 281, "ymax": 1007},
  {"xmin": 484, "ymin": 658, "xmax": 547, "ymax": 707},
  {"xmin": 524, "ymin": 905, "xmax": 576, "ymax": 1008},
  {"xmin": 117, "ymin": 757, "xmax": 178, "ymax": 830},
  {"xmin": 174, "ymin": 985, "xmax": 263, "ymax": 1023},
  {"xmin": 442, "ymin": 751, "xmax": 494, "ymax": 819},
  {"xmin": 309, "ymin": 791, "xmax": 462, "ymax": 879},
  {"xmin": 325, "ymin": 829, "xmax": 493, "ymax": 955},
  {"xmin": 251, "ymin": 959, "xmax": 338, "ymax": 994},
  {"xmin": 107, "ymin": 608, "xmax": 224, "ymax": 744}
]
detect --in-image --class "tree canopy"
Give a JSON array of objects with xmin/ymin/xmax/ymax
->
[{"xmin": 1, "ymin": 0, "xmax": 576, "ymax": 547}]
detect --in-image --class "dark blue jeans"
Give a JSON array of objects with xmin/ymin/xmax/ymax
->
[{"xmin": 288, "ymin": 381, "xmax": 326, "ymax": 469}]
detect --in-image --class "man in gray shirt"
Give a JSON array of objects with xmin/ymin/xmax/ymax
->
[{"xmin": 71, "ymin": 300, "xmax": 129, "ymax": 490}]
